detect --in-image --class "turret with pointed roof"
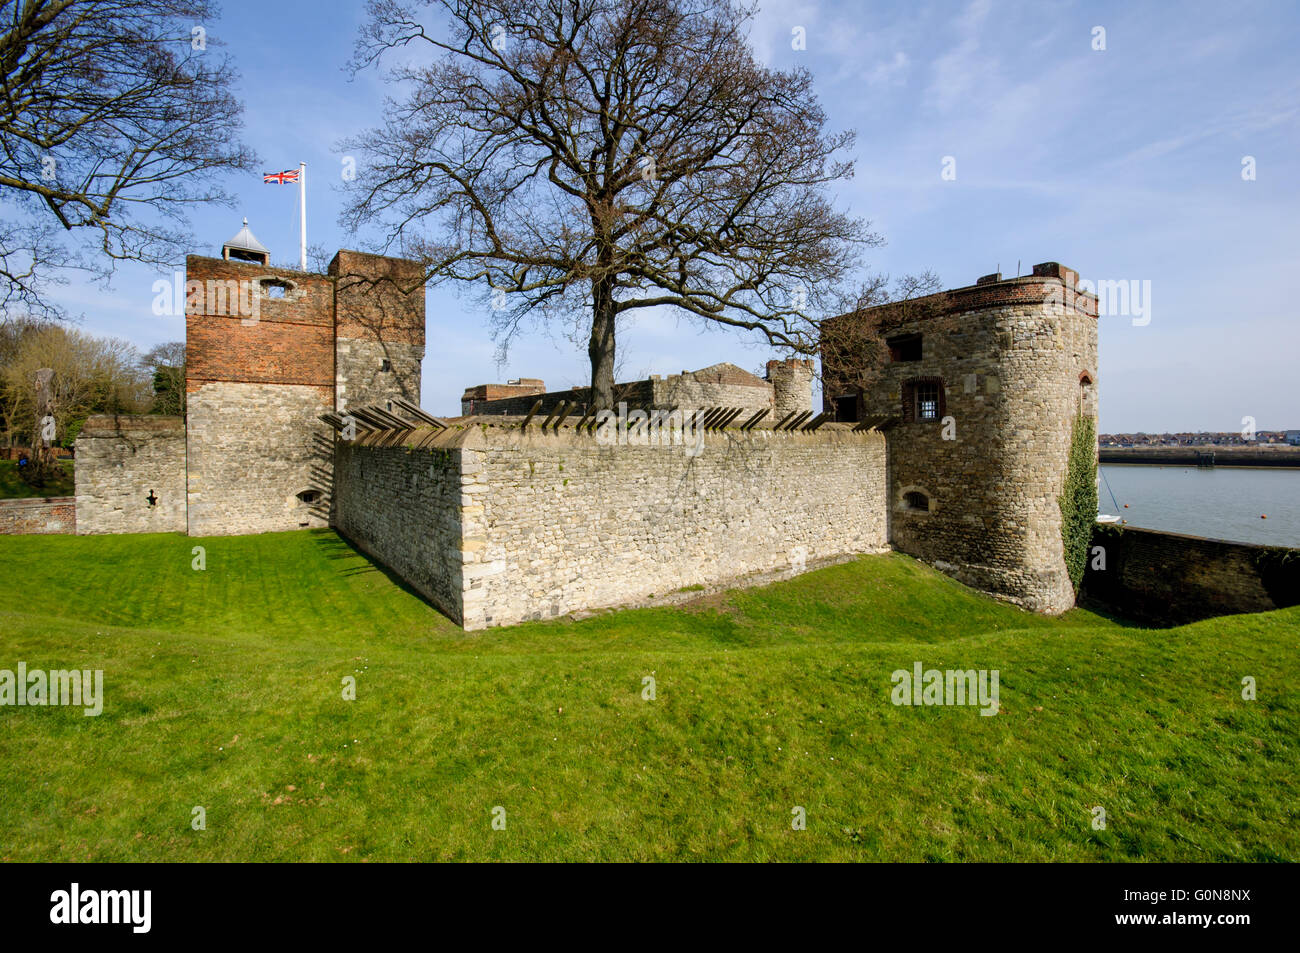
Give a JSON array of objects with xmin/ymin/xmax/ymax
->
[{"xmin": 221, "ymin": 218, "xmax": 270, "ymax": 264}]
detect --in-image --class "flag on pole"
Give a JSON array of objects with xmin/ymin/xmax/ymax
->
[{"xmin": 262, "ymin": 164, "xmax": 307, "ymax": 270}]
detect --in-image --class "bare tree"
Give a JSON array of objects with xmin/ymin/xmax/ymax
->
[
  {"xmin": 343, "ymin": 0, "xmax": 878, "ymax": 409},
  {"xmin": 819, "ymin": 271, "xmax": 948, "ymax": 413},
  {"xmin": 1, "ymin": 323, "xmax": 147, "ymax": 457},
  {"xmin": 0, "ymin": 0, "xmax": 257, "ymax": 317},
  {"xmin": 29, "ymin": 365, "xmax": 57, "ymax": 482},
  {"xmin": 0, "ymin": 315, "xmax": 52, "ymax": 444}
]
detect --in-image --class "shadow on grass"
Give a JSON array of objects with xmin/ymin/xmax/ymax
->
[
  {"xmin": 307, "ymin": 528, "xmax": 459, "ymax": 625},
  {"xmin": 305, "ymin": 526, "xmax": 1171, "ymax": 640},
  {"xmin": 1074, "ymin": 595, "xmax": 1152, "ymax": 629},
  {"xmin": 308, "ymin": 527, "xmax": 369, "ymax": 565}
]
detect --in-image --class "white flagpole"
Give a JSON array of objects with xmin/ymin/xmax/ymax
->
[{"xmin": 299, "ymin": 161, "xmax": 307, "ymax": 271}]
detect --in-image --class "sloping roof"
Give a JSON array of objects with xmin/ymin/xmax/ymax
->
[
  {"xmin": 222, "ymin": 218, "xmax": 269, "ymax": 256},
  {"xmin": 687, "ymin": 362, "xmax": 768, "ymax": 385}
]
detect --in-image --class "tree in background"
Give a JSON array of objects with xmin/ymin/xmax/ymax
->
[
  {"xmin": 0, "ymin": 324, "xmax": 148, "ymax": 461},
  {"xmin": 344, "ymin": 0, "xmax": 876, "ymax": 410},
  {"xmin": 140, "ymin": 341, "xmax": 186, "ymax": 416},
  {"xmin": 0, "ymin": 317, "xmax": 51, "ymax": 443},
  {"xmin": 0, "ymin": 0, "xmax": 256, "ymax": 318}
]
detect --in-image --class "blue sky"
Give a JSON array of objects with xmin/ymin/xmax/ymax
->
[{"xmin": 50, "ymin": 0, "xmax": 1300, "ymax": 432}]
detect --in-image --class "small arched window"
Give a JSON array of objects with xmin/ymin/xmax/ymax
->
[
  {"xmin": 296, "ymin": 489, "xmax": 321, "ymax": 504},
  {"xmin": 1079, "ymin": 371, "xmax": 1095, "ymax": 415},
  {"xmin": 903, "ymin": 491, "xmax": 931, "ymax": 512}
]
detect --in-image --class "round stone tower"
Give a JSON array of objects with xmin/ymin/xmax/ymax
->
[
  {"xmin": 766, "ymin": 357, "xmax": 815, "ymax": 419},
  {"xmin": 824, "ymin": 263, "xmax": 1098, "ymax": 614}
]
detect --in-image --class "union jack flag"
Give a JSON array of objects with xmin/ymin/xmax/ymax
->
[{"xmin": 263, "ymin": 169, "xmax": 300, "ymax": 184}]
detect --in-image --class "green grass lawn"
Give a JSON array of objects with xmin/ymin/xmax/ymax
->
[
  {"xmin": 0, "ymin": 529, "xmax": 1295, "ymax": 861},
  {"xmin": 0, "ymin": 459, "xmax": 74, "ymax": 499}
]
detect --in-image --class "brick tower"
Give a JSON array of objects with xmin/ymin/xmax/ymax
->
[{"xmin": 184, "ymin": 222, "xmax": 426, "ymax": 536}]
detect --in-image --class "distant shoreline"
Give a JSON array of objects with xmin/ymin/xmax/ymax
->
[{"xmin": 1099, "ymin": 447, "xmax": 1300, "ymax": 468}]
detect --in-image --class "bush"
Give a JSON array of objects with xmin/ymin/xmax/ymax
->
[{"xmin": 1059, "ymin": 414, "xmax": 1098, "ymax": 592}]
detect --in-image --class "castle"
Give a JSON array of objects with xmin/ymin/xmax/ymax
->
[{"xmin": 73, "ymin": 223, "xmax": 1098, "ymax": 629}]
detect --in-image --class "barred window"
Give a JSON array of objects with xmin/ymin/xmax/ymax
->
[
  {"xmin": 901, "ymin": 377, "xmax": 946, "ymax": 423},
  {"xmin": 916, "ymin": 381, "xmax": 939, "ymax": 420}
]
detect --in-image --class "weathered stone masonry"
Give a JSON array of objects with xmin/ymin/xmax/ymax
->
[
  {"xmin": 72, "ymin": 239, "xmax": 1117, "ymax": 628},
  {"xmin": 824, "ymin": 263, "xmax": 1099, "ymax": 614},
  {"xmin": 332, "ymin": 421, "xmax": 888, "ymax": 630},
  {"xmin": 333, "ymin": 439, "xmax": 465, "ymax": 623},
  {"xmin": 75, "ymin": 415, "xmax": 186, "ymax": 535},
  {"xmin": 1081, "ymin": 524, "xmax": 1300, "ymax": 625}
]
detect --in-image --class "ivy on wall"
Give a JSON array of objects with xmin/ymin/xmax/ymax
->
[{"xmin": 1059, "ymin": 413, "xmax": 1098, "ymax": 593}]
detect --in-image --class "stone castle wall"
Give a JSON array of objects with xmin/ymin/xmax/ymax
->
[
  {"xmin": 831, "ymin": 265, "xmax": 1098, "ymax": 613},
  {"xmin": 463, "ymin": 364, "xmax": 774, "ymax": 418},
  {"xmin": 1081, "ymin": 524, "xmax": 1300, "ymax": 625},
  {"xmin": 333, "ymin": 440, "xmax": 464, "ymax": 621},
  {"xmin": 75, "ymin": 415, "xmax": 187, "ymax": 534},
  {"xmin": 649, "ymin": 371, "xmax": 771, "ymax": 413},
  {"xmin": 332, "ymin": 422, "xmax": 888, "ymax": 630},
  {"xmin": 331, "ymin": 250, "xmax": 426, "ymax": 410},
  {"xmin": 464, "ymin": 426, "xmax": 886, "ymax": 628},
  {"xmin": 185, "ymin": 382, "xmax": 333, "ymax": 535}
]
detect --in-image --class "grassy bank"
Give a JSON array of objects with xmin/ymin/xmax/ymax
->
[{"xmin": 0, "ymin": 529, "xmax": 1295, "ymax": 861}]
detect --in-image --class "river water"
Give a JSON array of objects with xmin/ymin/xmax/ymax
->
[{"xmin": 1099, "ymin": 465, "xmax": 1300, "ymax": 547}]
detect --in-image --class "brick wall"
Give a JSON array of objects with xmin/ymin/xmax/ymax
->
[
  {"xmin": 0, "ymin": 497, "xmax": 75, "ymax": 534},
  {"xmin": 184, "ymin": 255, "xmax": 336, "ymax": 387},
  {"xmin": 74, "ymin": 415, "xmax": 186, "ymax": 534},
  {"xmin": 1081, "ymin": 524, "xmax": 1300, "ymax": 625},
  {"xmin": 462, "ymin": 380, "xmax": 547, "ymax": 415}
]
